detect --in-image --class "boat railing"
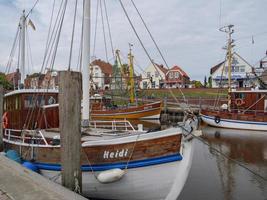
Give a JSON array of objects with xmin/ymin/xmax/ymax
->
[
  {"xmin": 4, "ymin": 129, "xmax": 49, "ymax": 145},
  {"xmin": 89, "ymin": 120, "xmax": 136, "ymax": 131},
  {"xmin": 207, "ymin": 108, "xmax": 267, "ymax": 115}
]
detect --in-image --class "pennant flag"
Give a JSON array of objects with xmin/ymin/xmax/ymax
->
[{"xmin": 28, "ymin": 19, "xmax": 36, "ymax": 31}]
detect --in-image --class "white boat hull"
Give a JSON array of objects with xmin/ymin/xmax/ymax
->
[
  {"xmin": 200, "ymin": 114, "xmax": 267, "ymax": 131},
  {"xmin": 40, "ymin": 139, "xmax": 193, "ymax": 200}
]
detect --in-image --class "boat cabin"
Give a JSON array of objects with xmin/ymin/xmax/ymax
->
[
  {"xmin": 230, "ymin": 89, "xmax": 267, "ymax": 113},
  {"xmin": 3, "ymin": 89, "xmax": 59, "ymax": 130}
]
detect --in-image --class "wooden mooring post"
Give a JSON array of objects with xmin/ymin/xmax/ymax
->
[
  {"xmin": 0, "ymin": 85, "xmax": 3, "ymax": 151},
  {"xmin": 59, "ymin": 71, "xmax": 82, "ymax": 193}
]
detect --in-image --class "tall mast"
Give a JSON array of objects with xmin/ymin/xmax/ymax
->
[
  {"xmin": 19, "ymin": 10, "xmax": 26, "ymax": 86},
  {"xmin": 220, "ymin": 25, "xmax": 234, "ymax": 110},
  {"xmin": 128, "ymin": 44, "xmax": 135, "ymax": 104},
  {"xmin": 81, "ymin": 0, "xmax": 91, "ymax": 127}
]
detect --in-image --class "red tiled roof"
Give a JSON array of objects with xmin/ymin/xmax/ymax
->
[
  {"xmin": 91, "ymin": 59, "xmax": 112, "ymax": 75},
  {"xmin": 168, "ymin": 65, "xmax": 189, "ymax": 78}
]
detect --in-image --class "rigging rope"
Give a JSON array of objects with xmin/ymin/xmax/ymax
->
[
  {"xmin": 68, "ymin": 0, "xmax": 78, "ymax": 70},
  {"xmin": 103, "ymin": 0, "xmax": 115, "ymax": 59},
  {"xmin": 100, "ymin": 0, "xmax": 109, "ymax": 62},
  {"xmin": 119, "ymin": 0, "xmax": 189, "ymax": 111},
  {"xmin": 92, "ymin": 0, "xmax": 99, "ymax": 58}
]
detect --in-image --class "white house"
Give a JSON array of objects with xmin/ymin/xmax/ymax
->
[
  {"xmin": 140, "ymin": 63, "xmax": 168, "ymax": 89},
  {"xmin": 210, "ymin": 52, "xmax": 257, "ymax": 88},
  {"xmin": 91, "ymin": 59, "xmax": 112, "ymax": 90}
]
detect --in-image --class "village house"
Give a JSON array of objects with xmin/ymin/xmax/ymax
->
[
  {"xmin": 24, "ymin": 70, "xmax": 58, "ymax": 89},
  {"xmin": 210, "ymin": 52, "xmax": 257, "ymax": 88},
  {"xmin": 5, "ymin": 69, "xmax": 20, "ymax": 89},
  {"xmin": 91, "ymin": 59, "xmax": 112, "ymax": 90},
  {"xmin": 140, "ymin": 63, "xmax": 168, "ymax": 89},
  {"xmin": 164, "ymin": 65, "xmax": 190, "ymax": 88}
]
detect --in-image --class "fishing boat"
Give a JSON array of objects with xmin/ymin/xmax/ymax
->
[
  {"xmin": 200, "ymin": 89, "xmax": 267, "ymax": 131},
  {"xmin": 90, "ymin": 47, "xmax": 162, "ymax": 120},
  {"xmin": 2, "ymin": 1, "xmax": 199, "ymax": 200},
  {"xmin": 200, "ymin": 25, "xmax": 267, "ymax": 131}
]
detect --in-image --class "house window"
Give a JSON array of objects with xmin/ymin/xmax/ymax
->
[
  {"xmin": 240, "ymin": 66, "xmax": 245, "ymax": 72},
  {"xmin": 147, "ymin": 72, "xmax": 151, "ymax": 78},
  {"xmin": 151, "ymin": 81, "xmax": 156, "ymax": 88},
  {"xmin": 143, "ymin": 82, "xmax": 148, "ymax": 89},
  {"xmin": 155, "ymin": 71, "xmax": 159, "ymax": 78},
  {"xmin": 175, "ymin": 72, "xmax": 179, "ymax": 78},
  {"xmin": 169, "ymin": 72, "xmax": 173, "ymax": 79},
  {"xmin": 95, "ymin": 73, "xmax": 99, "ymax": 78}
]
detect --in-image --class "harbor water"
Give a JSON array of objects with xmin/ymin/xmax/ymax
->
[{"xmin": 129, "ymin": 120, "xmax": 267, "ymax": 200}]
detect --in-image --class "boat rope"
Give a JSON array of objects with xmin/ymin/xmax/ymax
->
[
  {"xmin": 5, "ymin": 25, "xmax": 20, "ymax": 74},
  {"xmin": 74, "ymin": 171, "xmax": 81, "ymax": 194},
  {"xmin": 100, "ymin": 0, "xmax": 109, "ymax": 62},
  {"xmin": 103, "ymin": 0, "xmax": 115, "ymax": 59},
  {"xmin": 129, "ymin": 0, "xmax": 188, "ymax": 104},
  {"xmin": 92, "ymin": 0, "xmax": 99, "ymax": 59},
  {"xmin": 242, "ymin": 94, "xmax": 266, "ymax": 114},
  {"xmin": 25, "ymin": 0, "xmax": 40, "ymax": 18},
  {"xmin": 124, "ymin": 133, "xmax": 141, "ymax": 171},
  {"xmin": 118, "ymin": 0, "xmax": 190, "ymax": 113},
  {"xmin": 68, "ymin": 0, "xmax": 78, "ymax": 71},
  {"xmin": 177, "ymin": 124, "xmax": 267, "ymax": 182}
]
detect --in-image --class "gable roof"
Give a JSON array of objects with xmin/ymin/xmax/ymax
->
[
  {"xmin": 210, "ymin": 52, "xmax": 254, "ymax": 75},
  {"xmin": 210, "ymin": 61, "xmax": 225, "ymax": 75},
  {"xmin": 168, "ymin": 65, "xmax": 189, "ymax": 78},
  {"xmin": 91, "ymin": 59, "xmax": 112, "ymax": 75}
]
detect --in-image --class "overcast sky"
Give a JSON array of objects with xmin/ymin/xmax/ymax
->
[{"xmin": 0, "ymin": 0, "xmax": 267, "ymax": 81}]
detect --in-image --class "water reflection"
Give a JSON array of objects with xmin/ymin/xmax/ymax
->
[{"xmin": 182, "ymin": 125, "xmax": 267, "ymax": 200}]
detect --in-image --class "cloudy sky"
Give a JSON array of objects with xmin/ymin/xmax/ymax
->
[{"xmin": 0, "ymin": 0, "xmax": 267, "ymax": 81}]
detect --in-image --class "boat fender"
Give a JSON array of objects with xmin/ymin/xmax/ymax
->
[
  {"xmin": 2, "ymin": 112, "xmax": 8, "ymax": 129},
  {"xmin": 235, "ymin": 98, "xmax": 245, "ymax": 106},
  {"xmin": 97, "ymin": 168, "xmax": 125, "ymax": 184},
  {"xmin": 22, "ymin": 161, "xmax": 39, "ymax": 173},
  {"xmin": 214, "ymin": 116, "xmax": 220, "ymax": 124}
]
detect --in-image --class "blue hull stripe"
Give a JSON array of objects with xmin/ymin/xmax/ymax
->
[
  {"xmin": 33, "ymin": 154, "xmax": 183, "ymax": 172},
  {"xmin": 202, "ymin": 114, "xmax": 267, "ymax": 126}
]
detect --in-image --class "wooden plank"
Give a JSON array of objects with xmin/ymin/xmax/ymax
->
[{"xmin": 59, "ymin": 71, "xmax": 82, "ymax": 192}]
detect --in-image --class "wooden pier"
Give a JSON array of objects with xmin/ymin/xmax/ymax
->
[{"xmin": 0, "ymin": 155, "xmax": 87, "ymax": 200}]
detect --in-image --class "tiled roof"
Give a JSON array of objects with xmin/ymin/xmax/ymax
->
[{"xmin": 91, "ymin": 59, "xmax": 112, "ymax": 75}]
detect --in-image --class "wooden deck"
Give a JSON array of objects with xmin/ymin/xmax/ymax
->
[{"xmin": 0, "ymin": 154, "xmax": 87, "ymax": 200}]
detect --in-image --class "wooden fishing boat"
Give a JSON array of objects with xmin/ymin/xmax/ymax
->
[
  {"xmin": 200, "ymin": 89, "xmax": 267, "ymax": 131},
  {"xmin": 200, "ymin": 25, "xmax": 267, "ymax": 131},
  {"xmin": 2, "ymin": 88, "xmax": 197, "ymax": 200},
  {"xmin": 91, "ymin": 99, "xmax": 162, "ymax": 120},
  {"xmin": 2, "ymin": 3, "xmax": 199, "ymax": 199}
]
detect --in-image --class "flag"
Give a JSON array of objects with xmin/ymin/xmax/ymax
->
[
  {"xmin": 28, "ymin": 19, "xmax": 36, "ymax": 31},
  {"xmin": 252, "ymin": 35, "xmax": 254, "ymax": 44}
]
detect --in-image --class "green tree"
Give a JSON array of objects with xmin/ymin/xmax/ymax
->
[
  {"xmin": 0, "ymin": 73, "xmax": 13, "ymax": 90},
  {"xmin": 208, "ymin": 76, "xmax": 212, "ymax": 88},
  {"xmin": 204, "ymin": 76, "xmax": 207, "ymax": 88}
]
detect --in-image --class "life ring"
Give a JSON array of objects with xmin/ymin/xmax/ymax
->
[
  {"xmin": 214, "ymin": 116, "xmax": 220, "ymax": 124},
  {"xmin": 235, "ymin": 98, "xmax": 245, "ymax": 106},
  {"xmin": 2, "ymin": 112, "xmax": 8, "ymax": 129}
]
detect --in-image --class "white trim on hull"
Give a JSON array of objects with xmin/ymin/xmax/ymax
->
[
  {"xmin": 200, "ymin": 114, "xmax": 267, "ymax": 131},
  {"xmin": 40, "ymin": 139, "xmax": 193, "ymax": 200},
  {"xmin": 140, "ymin": 113, "xmax": 161, "ymax": 119}
]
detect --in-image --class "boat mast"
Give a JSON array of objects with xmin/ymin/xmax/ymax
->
[
  {"xmin": 81, "ymin": 0, "xmax": 91, "ymax": 127},
  {"xmin": 19, "ymin": 10, "xmax": 26, "ymax": 87},
  {"xmin": 220, "ymin": 25, "xmax": 234, "ymax": 110},
  {"xmin": 128, "ymin": 43, "xmax": 135, "ymax": 104}
]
